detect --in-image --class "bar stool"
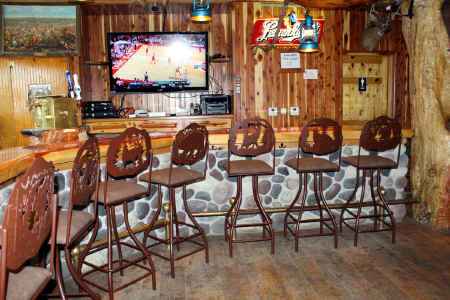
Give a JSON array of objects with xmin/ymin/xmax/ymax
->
[
  {"xmin": 283, "ymin": 118, "xmax": 341, "ymax": 251},
  {"xmin": 0, "ymin": 157, "xmax": 57, "ymax": 300},
  {"xmin": 82, "ymin": 127, "xmax": 155, "ymax": 299},
  {"xmin": 224, "ymin": 118, "xmax": 276, "ymax": 257},
  {"xmin": 51, "ymin": 137, "xmax": 101, "ymax": 299},
  {"xmin": 339, "ymin": 116, "xmax": 401, "ymax": 247},
  {"xmin": 139, "ymin": 123, "xmax": 209, "ymax": 278}
]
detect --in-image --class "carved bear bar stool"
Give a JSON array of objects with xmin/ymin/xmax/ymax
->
[
  {"xmin": 50, "ymin": 137, "xmax": 101, "ymax": 299},
  {"xmin": 0, "ymin": 157, "xmax": 57, "ymax": 300},
  {"xmin": 340, "ymin": 116, "xmax": 401, "ymax": 247},
  {"xmin": 82, "ymin": 127, "xmax": 155, "ymax": 299},
  {"xmin": 284, "ymin": 118, "xmax": 342, "ymax": 251},
  {"xmin": 139, "ymin": 123, "xmax": 209, "ymax": 278},
  {"xmin": 224, "ymin": 118, "xmax": 276, "ymax": 257}
]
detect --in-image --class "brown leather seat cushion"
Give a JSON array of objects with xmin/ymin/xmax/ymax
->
[
  {"xmin": 286, "ymin": 157, "xmax": 339, "ymax": 173},
  {"xmin": 343, "ymin": 155, "xmax": 396, "ymax": 169},
  {"xmin": 93, "ymin": 181, "xmax": 148, "ymax": 205},
  {"xmin": 139, "ymin": 167, "xmax": 204, "ymax": 187},
  {"xmin": 6, "ymin": 266, "xmax": 51, "ymax": 300},
  {"xmin": 225, "ymin": 160, "xmax": 273, "ymax": 176},
  {"xmin": 54, "ymin": 210, "xmax": 95, "ymax": 245}
]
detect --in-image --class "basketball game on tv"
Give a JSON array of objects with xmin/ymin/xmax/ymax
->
[{"xmin": 108, "ymin": 32, "xmax": 208, "ymax": 93}]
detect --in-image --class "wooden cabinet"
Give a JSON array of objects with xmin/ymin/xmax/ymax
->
[{"xmin": 83, "ymin": 115, "xmax": 233, "ymax": 135}]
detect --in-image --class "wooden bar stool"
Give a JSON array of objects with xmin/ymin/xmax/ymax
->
[
  {"xmin": 284, "ymin": 118, "xmax": 342, "ymax": 251},
  {"xmin": 139, "ymin": 123, "xmax": 209, "ymax": 278},
  {"xmin": 0, "ymin": 157, "xmax": 57, "ymax": 300},
  {"xmin": 82, "ymin": 127, "xmax": 155, "ymax": 299},
  {"xmin": 50, "ymin": 137, "xmax": 101, "ymax": 299},
  {"xmin": 339, "ymin": 116, "xmax": 401, "ymax": 247},
  {"xmin": 224, "ymin": 118, "xmax": 276, "ymax": 257}
]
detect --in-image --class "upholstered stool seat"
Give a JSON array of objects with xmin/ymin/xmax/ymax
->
[
  {"xmin": 284, "ymin": 118, "xmax": 342, "ymax": 251},
  {"xmin": 54, "ymin": 210, "xmax": 95, "ymax": 245},
  {"xmin": 340, "ymin": 116, "xmax": 401, "ymax": 247},
  {"xmin": 286, "ymin": 157, "xmax": 340, "ymax": 173},
  {"xmin": 95, "ymin": 180, "xmax": 148, "ymax": 204},
  {"xmin": 6, "ymin": 266, "xmax": 52, "ymax": 300},
  {"xmin": 225, "ymin": 160, "xmax": 273, "ymax": 176},
  {"xmin": 343, "ymin": 155, "xmax": 397, "ymax": 169},
  {"xmin": 140, "ymin": 167, "xmax": 204, "ymax": 187}
]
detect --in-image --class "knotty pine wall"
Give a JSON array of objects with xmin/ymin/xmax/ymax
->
[{"xmin": 0, "ymin": 57, "xmax": 77, "ymax": 148}]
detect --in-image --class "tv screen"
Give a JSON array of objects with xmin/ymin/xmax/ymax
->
[{"xmin": 107, "ymin": 32, "xmax": 208, "ymax": 93}]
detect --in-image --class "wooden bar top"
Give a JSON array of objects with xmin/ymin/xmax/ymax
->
[{"xmin": 0, "ymin": 128, "xmax": 414, "ymax": 185}]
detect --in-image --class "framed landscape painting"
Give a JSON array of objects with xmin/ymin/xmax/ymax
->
[{"xmin": 0, "ymin": 5, "xmax": 79, "ymax": 56}]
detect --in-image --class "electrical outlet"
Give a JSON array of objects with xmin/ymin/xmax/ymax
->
[
  {"xmin": 268, "ymin": 107, "xmax": 278, "ymax": 117},
  {"xmin": 289, "ymin": 106, "xmax": 300, "ymax": 116},
  {"xmin": 9, "ymin": 61, "xmax": 14, "ymax": 68},
  {"xmin": 280, "ymin": 107, "xmax": 287, "ymax": 115}
]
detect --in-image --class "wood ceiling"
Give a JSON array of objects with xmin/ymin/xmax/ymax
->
[{"xmin": 1, "ymin": 0, "xmax": 374, "ymax": 9}]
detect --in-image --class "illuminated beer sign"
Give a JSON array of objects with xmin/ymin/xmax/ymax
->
[{"xmin": 250, "ymin": 17, "xmax": 325, "ymax": 47}]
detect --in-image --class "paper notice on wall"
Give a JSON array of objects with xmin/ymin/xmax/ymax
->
[
  {"xmin": 280, "ymin": 53, "xmax": 301, "ymax": 69},
  {"xmin": 303, "ymin": 69, "xmax": 319, "ymax": 80}
]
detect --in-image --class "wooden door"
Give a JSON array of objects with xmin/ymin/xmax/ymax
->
[{"xmin": 342, "ymin": 53, "xmax": 392, "ymax": 124}]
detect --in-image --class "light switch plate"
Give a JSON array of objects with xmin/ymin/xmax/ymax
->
[
  {"xmin": 268, "ymin": 107, "xmax": 278, "ymax": 117},
  {"xmin": 289, "ymin": 106, "xmax": 300, "ymax": 116},
  {"xmin": 280, "ymin": 107, "xmax": 287, "ymax": 115}
]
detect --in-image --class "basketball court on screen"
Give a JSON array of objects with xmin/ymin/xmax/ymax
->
[{"xmin": 113, "ymin": 44, "xmax": 206, "ymax": 87}]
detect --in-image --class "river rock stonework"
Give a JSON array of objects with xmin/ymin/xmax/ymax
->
[{"xmin": 0, "ymin": 145, "xmax": 410, "ymax": 237}]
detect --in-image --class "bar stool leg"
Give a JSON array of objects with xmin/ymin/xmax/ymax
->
[
  {"xmin": 171, "ymin": 191, "xmax": 181, "ymax": 252},
  {"xmin": 318, "ymin": 173, "xmax": 338, "ymax": 249},
  {"xmin": 228, "ymin": 176, "xmax": 243, "ymax": 258},
  {"xmin": 294, "ymin": 174, "xmax": 308, "ymax": 252},
  {"xmin": 313, "ymin": 173, "xmax": 324, "ymax": 234},
  {"xmin": 122, "ymin": 202, "xmax": 156, "ymax": 289},
  {"xmin": 340, "ymin": 169, "xmax": 360, "ymax": 232},
  {"xmin": 168, "ymin": 188, "xmax": 175, "ymax": 278},
  {"xmin": 55, "ymin": 248, "xmax": 67, "ymax": 300},
  {"xmin": 105, "ymin": 206, "xmax": 114, "ymax": 300},
  {"xmin": 64, "ymin": 245, "xmax": 100, "ymax": 300},
  {"xmin": 182, "ymin": 185, "xmax": 209, "ymax": 264},
  {"xmin": 225, "ymin": 179, "xmax": 241, "ymax": 242},
  {"xmin": 284, "ymin": 173, "xmax": 303, "ymax": 237},
  {"xmin": 78, "ymin": 219, "xmax": 99, "ymax": 273},
  {"xmin": 110, "ymin": 207, "xmax": 124, "ymax": 276},
  {"xmin": 251, "ymin": 176, "xmax": 274, "ymax": 255},
  {"xmin": 369, "ymin": 170, "xmax": 379, "ymax": 231},
  {"xmin": 354, "ymin": 170, "xmax": 367, "ymax": 247},
  {"xmin": 143, "ymin": 184, "xmax": 163, "ymax": 248},
  {"xmin": 376, "ymin": 169, "xmax": 396, "ymax": 244}
]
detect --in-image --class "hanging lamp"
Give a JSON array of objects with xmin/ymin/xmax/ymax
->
[
  {"xmin": 191, "ymin": 0, "xmax": 212, "ymax": 22},
  {"xmin": 298, "ymin": 11, "xmax": 320, "ymax": 53}
]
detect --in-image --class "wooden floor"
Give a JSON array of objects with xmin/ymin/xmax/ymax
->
[{"xmin": 67, "ymin": 221, "xmax": 450, "ymax": 300}]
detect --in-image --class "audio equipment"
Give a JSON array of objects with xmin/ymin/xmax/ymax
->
[
  {"xmin": 83, "ymin": 101, "xmax": 117, "ymax": 119},
  {"xmin": 200, "ymin": 94, "xmax": 232, "ymax": 115}
]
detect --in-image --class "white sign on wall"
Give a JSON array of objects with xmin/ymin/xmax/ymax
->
[
  {"xmin": 303, "ymin": 69, "xmax": 319, "ymax": 80},
  {"xmin": 280, "ymin": 52, "xmax": 301, "ymax": 69}
]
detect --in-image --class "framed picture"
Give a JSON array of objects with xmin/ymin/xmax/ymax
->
[{"xmin": 0, "ymin": 4, "xmax": 80, "ymax": 56}]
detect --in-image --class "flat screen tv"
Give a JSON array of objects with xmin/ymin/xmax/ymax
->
[{"xmin": 107, "ymin": 32, "xmax": 208, "ymax": 93}]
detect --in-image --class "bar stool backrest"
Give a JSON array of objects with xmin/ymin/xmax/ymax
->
[
  {"xmin": 3, "ymin": 157, "xmax": 55, "ymax": 271},
  {"xmin": 71, "ymin": 137, "xmax": 100, "ymax": 207},
  {"xmin": 171, "ymin": 123, "xmax": 209, "ymax": 166},
  {"xmin": 107, "ymin": 127, "xmax": 152, "ymax": 179},
  {"xmin": 360, "ymin": 116, "xmax": 401, "ymax": 152},
  {"xmin": 229, "ymin": 118, "xmax": 275, "ymax": 157},
  {"xmin": 300, "ymin": 118, "xmax": 342, "ymax": 155}
]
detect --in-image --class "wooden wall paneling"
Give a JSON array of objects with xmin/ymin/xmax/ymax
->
[
  {"xmin": 0, "ymin": 59, "xmax": 15, "ymax": 149},
  {"xmin": 232, "ymin": 2, "xmax": 245, "ymax": 121},
  {"xmin": 246, "ymin": 3, "xmax": 256, "ymax": 120}
]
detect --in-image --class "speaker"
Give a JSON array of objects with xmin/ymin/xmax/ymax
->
[{"xmin": 200, "ymin": 94, "xmax": 232, "ymax": 115}]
